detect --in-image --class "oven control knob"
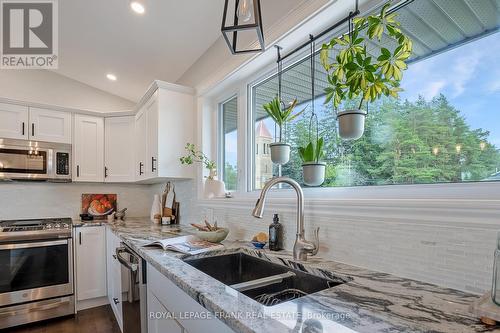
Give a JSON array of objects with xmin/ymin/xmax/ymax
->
[
  {"xmin": 62, "ymin": 223, "xmax": 69, "ymax": 228},
  {"xmin": 45, "ymin": 224, "xmax": 53, "ymax": 229},
  {"xmin": 54, "ymin": 223, "xmax": 61, "ymax": 228}
]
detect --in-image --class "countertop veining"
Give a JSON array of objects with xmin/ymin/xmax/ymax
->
[{"xmin": 106, "ymin": 218, "xmax": 500, "ymax": 333}]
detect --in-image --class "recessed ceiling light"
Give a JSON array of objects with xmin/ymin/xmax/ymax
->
[
  {"xmin": 130, "ymin": 1, "xmax": 145, "ymax": 14},
  {"xmin": 106, "ymin": 73, "xmax": 117, "ymax": 81}
]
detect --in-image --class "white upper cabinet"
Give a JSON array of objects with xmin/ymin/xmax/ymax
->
[
  {"xmin": 0, "ymin": 103, "xmax": 29, "ymax": 140},
  {"xmin": 0, "ymin": 80, "xmax": 194, "ymax": 183},
  {"xmin": 105, "ymin": 116, "xmax": 135, "ymax": 182},
  {"xmin": 0, "ymin": 103, "xmax": 71, "ymax": 143},
  {"xmin": 134, "ymin": 107, "xmax": 148, "ymax": 181},
  {"xmin": 29, "ymin": 107, "xmax": 72, "ymax": 144},
  {"xmin": 73, "ymin": 114, "xmax": 104, "ymax": 182},
  {"xmin": 134, "ymin": 82, "xmax": 195, "ymax": 182},
  {"xmin": 146, "ymin": 97, "xmax": 159, "ymax": 179}
]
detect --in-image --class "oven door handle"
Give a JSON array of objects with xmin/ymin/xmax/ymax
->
[
  {"xmin": 116, "ymin": 247, "xmax": 138, "ymax": 272},
  {"xmin": 0, "ymin": 239, "xmax": 67, "ymax": 250}
]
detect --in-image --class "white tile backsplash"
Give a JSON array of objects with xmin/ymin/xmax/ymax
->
[
  {"xmin": 195, "ymin": 200, "xmax": 498, "ymax": 295},
  {"xmin": 0, "ymin": 179, "xmax": 495, "ymax": 295},
  {"xmin": 0, "ymin": 180, "xmax": 194, "ymax": 221}
]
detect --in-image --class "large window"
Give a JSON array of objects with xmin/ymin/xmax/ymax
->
[
  {"xmin": 220, "ymin": 96, "xmax": 238, "ymax": 191},
  {"xmin": 251, "ymin": 0, "xmax": 500, "ymax": 190}
]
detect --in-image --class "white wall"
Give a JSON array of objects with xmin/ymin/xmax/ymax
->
[
  {"xmin": 0, "ymin": 70, "xmax": 134, "ymax": 112},
  {"xmin": 0, "ymin": 180, "xmax": 194, "ymax": 221}
]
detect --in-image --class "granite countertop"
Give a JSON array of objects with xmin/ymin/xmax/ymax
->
[{"xmin": 106, "ymin": 218, "xmax": 500, "ymax": 333}]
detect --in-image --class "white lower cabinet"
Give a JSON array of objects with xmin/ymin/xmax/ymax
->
[
  {"xmin": 75, "ymin": 225, "xmax": 107, "ymax": 301},
  {"xmin": 147, "ymin": 263, "xmax": 235, "ymax": 333},
  {"xmin": 147, "ymin": 292, "xmax": 183, "ymax": 333},
  {"xmin": 106, "ymin": 227, "xmax": 124, "ymax": 331}
]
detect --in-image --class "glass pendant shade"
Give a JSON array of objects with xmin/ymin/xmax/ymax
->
[{"xmin": 221, "ymin": 0, "xmax": 265, "ymax": 54}]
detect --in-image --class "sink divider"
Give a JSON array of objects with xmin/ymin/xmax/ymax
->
[{"xmin": 229, "ymin": 271, "xmax": 296, "ymax": 292}]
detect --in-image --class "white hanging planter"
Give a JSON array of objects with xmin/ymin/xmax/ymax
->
[
  {"xmin": 270, "ymin": 142, "xmax": 291, "ymax": 165},
  {"xmin": 302, "ymin": 162, "xmax": 326, "ymax": 187},
  {"xmin": 203, "ymin": 169, "xmax": 226, "ymax": 199},
  {"xmin": 337, "ymin": 109, "xmax": 367, "ymax": 140}
]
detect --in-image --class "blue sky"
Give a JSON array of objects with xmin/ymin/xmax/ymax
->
[
  {"xmin": 399, "ymin": 31, "xmax": 500, "ymax": 146},
  {"xmin": 225, "ymin": 31, "xmax": 500, "ymax": 168}
]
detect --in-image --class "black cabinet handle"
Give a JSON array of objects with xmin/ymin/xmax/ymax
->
[
  {"xmin": 76, "ymin": 165, "xmax": 80, "ymax": 177},
  {"xmin": 22, "ymin": 122, "xmax": 25, "ymax": 136},
  {"xmin": 31, "ymin": 123, "xmax": 35, "ymax": 136},
  {"xmin": 113, "ymin": 298, "xmax": 119, "ymax": 305},
  {"xmin": 78, "ymin": 232, "xmax": 82, "ymax": 245},
  {"xmin": 112, "ymin": 254, "xmax": 117, "ymax": 259},
  {"xmin": 139, "ymin": 162, "xmax": 144, "ymax": 175},
  {"xmin": 152, "ymin": 157, "xmax": 156, "ymax": 172},
  {"xmin": 104, "ymin": 167, "xmax": 108, "ymax": 178}
]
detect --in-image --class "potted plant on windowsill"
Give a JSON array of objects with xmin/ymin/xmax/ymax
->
[
  {"xmin": 179, "ymin": 143, "xmax": 225, "ymax": 199},
  {"xmin": 298, "ymin": 137, "xmax": 326, "ymax": 187},
  {"xmin": 320, "ymin": 1, "xmax": 413, "ymax": 140},
  {"xmin": 262, "ymin": 96, "xmax": 305, "ymax": 164}
]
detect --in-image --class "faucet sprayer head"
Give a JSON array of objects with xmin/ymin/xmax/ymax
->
[{"xmin": 252, "ymin": 198, "xmax": 264, "ymax": 218}]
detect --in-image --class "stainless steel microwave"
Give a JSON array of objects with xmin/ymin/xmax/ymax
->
[{"xmin": 0, "ymin": 138, "xmax": 71, "ymax": 181}]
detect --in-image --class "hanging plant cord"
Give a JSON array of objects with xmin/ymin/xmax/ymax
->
[
  {"xmin": 274, "ymin": 45, "xmax": 286, "ymax": 143},
  {"xmin": 308, "ymin": 35, "xmax": 319, "ymax": 145},
  {"xmin": 333, "ymin": 11, "xmax": 369, "ymax": 118}
]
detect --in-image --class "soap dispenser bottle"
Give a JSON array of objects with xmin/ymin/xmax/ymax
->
[{"xmin": 269, "ymin": 214, "xmax": 283, "ymax": 251}]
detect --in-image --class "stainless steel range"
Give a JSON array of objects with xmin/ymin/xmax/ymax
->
[{"xmin": 0, "ymin": 218, "xmax": 75, "ymax": 330}]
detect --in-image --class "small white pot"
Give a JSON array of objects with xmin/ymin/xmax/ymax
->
[
  {"xmin": 270, "ymin": 143, "xmax": 291, "ymax": 165},
  {"xmin": 302, "ymin": 162, "xmax": 326, "ymax": 187},
  {"xmin": 337, "ymin": 109, "xmax": 367, "ymax": 140}
]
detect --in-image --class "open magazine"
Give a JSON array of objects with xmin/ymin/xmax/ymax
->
[{"xmin": 144, "ymin": 235, "xmax": 224, "ymax": 255}]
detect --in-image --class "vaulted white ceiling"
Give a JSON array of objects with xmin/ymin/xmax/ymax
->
[{"xmin": 54, "ymin": 0, "xmax": 306, "ymax": 102}]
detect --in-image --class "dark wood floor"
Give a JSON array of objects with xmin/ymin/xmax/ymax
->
[{"xmin": 4, "ymin": 305, "xmax": 120, "ymax": 333}]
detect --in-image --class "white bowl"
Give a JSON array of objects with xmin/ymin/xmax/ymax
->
[{"xmin": 193, "ymin": 228, "xmax": 229, "ymax": 243}]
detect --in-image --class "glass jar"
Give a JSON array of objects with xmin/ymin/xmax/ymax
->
[{"xmin": 492, "ymin": 232, "xmax": 500, "ymax": 305}]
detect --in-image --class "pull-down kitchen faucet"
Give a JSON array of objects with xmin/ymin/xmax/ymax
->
[{"xmin": 252, "ymin": 177, "xmax": 319, "ymax": 261}]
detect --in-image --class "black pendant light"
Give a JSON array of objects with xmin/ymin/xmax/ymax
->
[{"xmin": 221, "ymin": 0, "xmax": 265, "ymax": 54}]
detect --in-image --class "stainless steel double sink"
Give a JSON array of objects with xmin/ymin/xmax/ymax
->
[{"xmin": 184, "ymin": 252, "xmax": 348, "ymax": 306}]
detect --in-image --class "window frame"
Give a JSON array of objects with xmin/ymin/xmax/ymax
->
[
  {"xmin": 207, "ymin": 1, "xmax": 500, "ymax": 202},
  {"xmin": 246, "ymin": 40, "xmax": 500, "ymax": 194},
  {"xmin": 217, "ymin": 94, "xmax": 239, "ymax": 191}
]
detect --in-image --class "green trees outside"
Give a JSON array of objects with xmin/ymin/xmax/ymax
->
[
  {"xmin": 280, "ymin": 94, "xmax": 500, "ymax": 187},
  {"xmin": 224, "ymin": 163, "xmax": 238, "ymax": 190}
]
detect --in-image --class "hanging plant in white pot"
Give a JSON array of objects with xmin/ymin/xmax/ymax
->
[
  {"xmin": 320, "ymin": 2, "xmax": 413, "ymax": 140},
  {"xmin": 299, "ymin": 137, "xmax": 326, "ymax": 187},
  {"xmin": 179, "ymin": 143, "xmax": 225, "ymax": 199},
  {"xmin": 262, "ymin": 97, "xmax": 305, "ymax": 165}
]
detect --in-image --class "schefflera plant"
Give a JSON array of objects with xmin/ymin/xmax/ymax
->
[{"xmin": 320, "ymin": 2, "xmax": 413, "ymax": 140}]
